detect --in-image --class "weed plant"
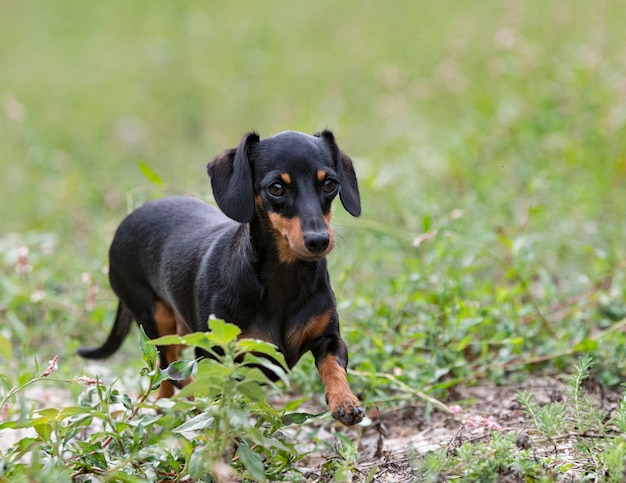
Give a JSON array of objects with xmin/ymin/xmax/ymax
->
[{"xmin": 0, "ymin": 321, "xmax": 312, "ymax": 481}]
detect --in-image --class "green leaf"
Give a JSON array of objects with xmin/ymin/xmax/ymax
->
[
  {"xmin": 208, "ymin": 318, "xmax": 241, "ymax": 345},
  {"xmin": 139, "ymin": 325, "xmax": 158, "ymax": 362},
  {"xmin": 254, "ymin": 432, "xmax": 294, "ymax": 453},
  {"xmin": 237, "ymin": 443, "xmax": 267, "ymax": 482},
  {"xmin": 163, "ymin": 359, "xmax": 196, "ymax": 381},
  {"xmin": 33, "ymin": 421, "xmax": 53, "ymax": 441},
  {"xmin": 152, "ymin": 321, "xmax": 243, "ymax": 359},
  {"xmin": 175, "ymin": 359, "xmax": 230, "ymax": 399},
  {"xmin": 365, "ymin": 466, "xmax": 379, "ymax": 483},
  {"xmin": 0, "ymin": 417, "xmax": 48, "ymax": 430},
  {"xmin": 59, "ymin": 405, "xmax": 94, "ymax": 420},
  {"xmin": 423, "ymin": 214, "xmax": 432, "ymax": 232},
  {"xmin": 572, "ymin": 338, "xmax": 598, "ymax": 353},
  {"xmin": 281, "ymin": 411, "xmax": 325, "ymax": 425},
  {"xmin": 152, "ymin": 359, "xmax": 196, "ymax": 387},
  {"xmin": 0, "ymin": 334, "xmax": 12, "ymax": 360},
  {"xmin": 333, "ymin": 467, "xmax": 353, "ymax": 483},
  {"xmin": 150, "ymin": 333, "xmax": 186, "ymax": 346},
  {"xmin": 456, "ymin": 335, "xmax": 472, "ymax": 351},
  {"xmin": 9, "ymin": 437, "xmax": 39, "ymax": 454},
  {"xmin": 237, "ymin": 380, "xmax": 266, "ymax": 402},
  {"xmin": 151, "ymin": 332, "xmax": 220, "ymax": 357},
  {"xmin": 138, "ymin": 160, "xmax": 163, "ymax": 185},
  {"xmin": 236, "ymin": 338, "xmax": 287, "ymax": 367},
  {"xmin": 188, "ymin": 447, "xmax": 212, "ymax": 480},
  {"xmin": 173, "ymin": 412, "xmax": 215, "ymax": 433},
  {"xmin": 229, "ymin": 408, "xmax": 253, "ymax": 430},
  {"xmin": 282, "ymin": 396, "xmax": 309, "ymax": 412},
  {"xmin": 240, "ymin": 354, "xmax": 289, "ymax": 385},
  {"xmin": 36, "ymin": 408, "xmax": 59, "ymax": 420},
  {"xmin": 601, "ymin": 303, "xmax": 626, "ymax": 322},
  {"xmin": 0, "ymin": 373, "xmax": 12, "ymax": 392},
  {"xmin": 111, "ymin": 392, "xmax": 134, "ymax": 410}
]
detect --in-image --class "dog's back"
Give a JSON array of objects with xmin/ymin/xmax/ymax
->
[{"xmin": 108, "ymin": 196, "xmax": 236, "ymax": 328}]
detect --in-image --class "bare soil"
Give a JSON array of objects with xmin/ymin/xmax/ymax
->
[{"xmin": 291, "ymin": 374, "xmax": 622, "ymax": 482}]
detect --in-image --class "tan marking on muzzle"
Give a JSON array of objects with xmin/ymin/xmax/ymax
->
[
  {"xmin": 268, "ymin": 213, "xmax": 303, "ymax": 263},
  {"xmin": 267, "ymin": 212, "xmax": 335, "ymax": 262}
]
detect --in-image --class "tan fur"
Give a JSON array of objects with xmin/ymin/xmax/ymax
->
[
  {"xmin": 153, "ymin": 301, "xmax": 193, "ymax": 399},
  {"xmin": 268, "ymin": 213, "xmax": 304, "ymax": 263},
  {"xmin": 238, "ymin": 326, "xmax": 272, "ymax": 343},
  {"xmin": 268, "ymin": 212, "xmax": 335, "ymax": 262},
  {"xmin": 286, "ymin": 311, "xmax": 331, "ymax": 355},
  {"xmin": 318, "ymin": 355, "xmax": 361, "ymax": 418}
]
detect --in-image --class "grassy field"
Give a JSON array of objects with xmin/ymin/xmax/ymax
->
[{"xmin": 2, "ymin": 1, "xmax": 626, "ymax": 481}]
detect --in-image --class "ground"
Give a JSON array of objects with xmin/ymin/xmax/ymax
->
[
  {"xmin": 0, "ymin": 364, "xmax": 622, "ymax": 481},
  {"xmin": 288, "ymin": 375, "xmax": 621, "ymax": 482}
]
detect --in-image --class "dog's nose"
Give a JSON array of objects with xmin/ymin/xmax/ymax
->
[{"xmin": 304, "ymin": 232, "xmax": 330, "ymax": 254}]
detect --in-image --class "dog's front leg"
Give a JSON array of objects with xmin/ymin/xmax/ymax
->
[{"xmin": 312, "ymin": 337, "xmax": 364, "ymax": 426}]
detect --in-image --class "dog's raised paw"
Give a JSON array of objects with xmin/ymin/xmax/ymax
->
[{"xmin": 328, "ymin": 394, "xmax": 365, "ymax": 426}]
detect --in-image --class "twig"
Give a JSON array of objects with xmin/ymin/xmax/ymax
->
[
  {"xmin": 348, "ymin": 369, "xmax": 451, "ymax": 414},
  {"xmin": 446, "ymin": 424, "xmax": 464, "ymax": 456}
]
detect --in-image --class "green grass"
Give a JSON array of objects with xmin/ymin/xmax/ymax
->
[{"xmin": 2, "ymin": 1, "xmax": 626, "ymax": 480}]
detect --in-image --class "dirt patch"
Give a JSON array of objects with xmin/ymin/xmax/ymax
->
[{"xmin": 292, "ymin": 374, "xmax": 622, "ymax": 481}]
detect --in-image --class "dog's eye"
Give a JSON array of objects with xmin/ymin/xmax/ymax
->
[
  {"xmin": 323, "ymin": 178, "xmax": 338, "ymax": 194},
  {"xmin": 268, "ymin": 182, "xmax": 285, "ymax": 197}
]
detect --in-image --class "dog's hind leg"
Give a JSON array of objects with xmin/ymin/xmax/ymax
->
[
  {"xmin": 152, "ymin": 300, "xmax": 192, "ymax": 399},
  {"xmin": 77, "ymin": 302, "xmax": 134, "ymax": 359}
]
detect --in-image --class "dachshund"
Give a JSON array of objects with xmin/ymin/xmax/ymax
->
[{"xmin": 78, "ymin": 130, "xmax": 364, "ymax": 425}]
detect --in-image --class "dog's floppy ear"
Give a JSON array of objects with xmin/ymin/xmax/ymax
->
[
  {"xmin": 207, "ymin": 132, "xmax": 259, "ymax": 223},
  {"xmin": 315, "ymin": 130, "xmax": 361, "ymax": 217}
]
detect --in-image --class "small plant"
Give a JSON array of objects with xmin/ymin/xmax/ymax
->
[
  {"xmin": 150, "ymin": 318, "xmax": 311, "ymax": 481},
  {"xmin": 320, "ymin": 434, "xmax": 365, "ymax": 483},
  {"xmin": 516, "ymin": 355, "xmax": 626, "ymax": 480},
  {"xmin": 516, "ymin": 388, "xmax": 565, "ymax": 442},
  {"xmin": 516, "ymin": 355, "xmax": 605, "ymax": 443},
  {"xmin": 0, "ymin": 320, "xmax": 317, "ymax": 481}
]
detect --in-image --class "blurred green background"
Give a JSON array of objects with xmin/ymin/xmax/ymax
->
[{"xmin": 2, "ymin": 1, "xmax": 626, "ymax": 390}]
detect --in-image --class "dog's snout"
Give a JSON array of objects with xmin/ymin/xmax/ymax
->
[{"xmin": 304, "ymin": 232, "xmax": 330, "ymax": 254}]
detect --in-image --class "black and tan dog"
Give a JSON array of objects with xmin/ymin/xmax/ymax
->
[{"xmin": 78, "ymin": 130, "xmax": 364, "ymax": 425}]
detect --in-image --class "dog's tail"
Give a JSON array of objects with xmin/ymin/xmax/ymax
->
[{"xmin": 77, "ymin": 303, "xmax": 134, "ymax": 359}]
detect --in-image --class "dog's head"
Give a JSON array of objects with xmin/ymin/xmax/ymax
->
[{"xmin": 207, "ymin": 130, "xmax": 360, "ymax": 262}]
